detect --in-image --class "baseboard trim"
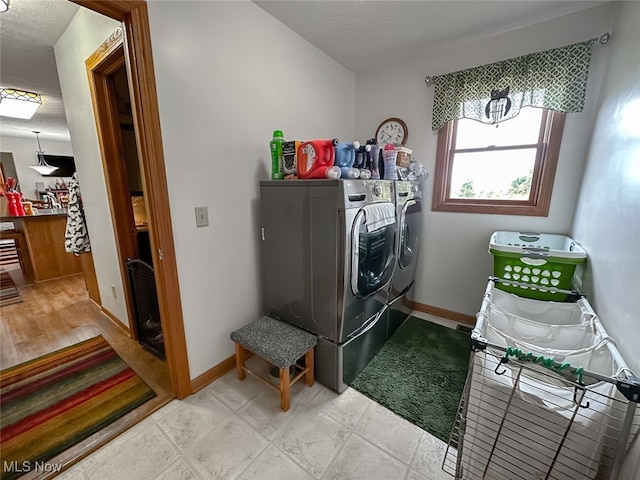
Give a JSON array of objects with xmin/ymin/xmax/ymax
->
[
  {"xmin": 409, "ymin": 301, "xmax": 476, "ymax": 326},
  {"xmin": 191, "ymin": 354, "xmax": 237, "ymax": 393},
  {"xmin": 101, "ymin": 306, "xmax": 132, "ymax": 336}
]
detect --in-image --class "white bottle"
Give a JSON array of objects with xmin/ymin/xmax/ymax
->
[{"xmin": 382, "ymin": 144, "xmax": 397, "ymax": 180}]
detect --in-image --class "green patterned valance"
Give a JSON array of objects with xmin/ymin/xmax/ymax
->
[{"xmin": 431, "ymin": 41, "xmax": 592, "ymax": 130}]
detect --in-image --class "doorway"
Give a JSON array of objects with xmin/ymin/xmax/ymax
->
[
  {"xmin": 87, "ymin": 32, "xmax": 165, "ymax": 357},
  {"xmin": 74, "ymin": 0, "xmax": 191, "ymax": 399}
]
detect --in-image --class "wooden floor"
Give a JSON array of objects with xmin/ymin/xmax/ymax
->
[{"xmin": 0, "ymin": 265, "xmax": 175, "ymax": 478}]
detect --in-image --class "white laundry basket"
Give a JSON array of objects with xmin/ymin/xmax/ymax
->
[
  {"xmin": 483, "ymin": 281, "xmax": 596, "ymax": 326},
  {"xmin": 461, "ymin": 340, "xmax": 623, "ymax": 480},
  {"xmin": 479, "ymin": 304, "xmax": 607, "ymax": 356},
  {"xmin": 457, "ymin": 279, "xmax": 626, "ymax": 480}
]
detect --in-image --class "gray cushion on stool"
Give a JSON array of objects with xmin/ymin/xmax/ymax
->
[{"xmin": 230, "ymin": 316, "xmax": 317, "ymax": 369}]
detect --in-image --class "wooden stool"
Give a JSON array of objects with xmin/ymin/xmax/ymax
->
[
  {"xmin": 230, "ymin": 316, "xmax": 317, "ymax": 412},
  {"xmin": 0, "ymin": 229, "xmax": 34, "ymax": 281}
]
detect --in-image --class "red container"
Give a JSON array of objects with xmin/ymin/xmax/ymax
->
[
  {"xmin": 297, "ymin": 138, "xmax": 339, "ymax": 179},
  {"xmin": 6, "ymin": 192, "xmax": 25, "ymax": 216}
]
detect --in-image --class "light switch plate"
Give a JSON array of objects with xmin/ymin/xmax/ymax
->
[{"xmin": 195, "ymin": 206, "xmax": 209, "ymax": 227}]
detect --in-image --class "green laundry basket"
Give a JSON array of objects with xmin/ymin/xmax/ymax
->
[{"xmin": 489, "ymin": 231, "xmax": 587, "ymax": 301}]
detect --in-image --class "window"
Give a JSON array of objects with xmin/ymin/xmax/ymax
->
[{"xmin": 432, "ymin": 108, "xmax": 565, "ymax": 216}]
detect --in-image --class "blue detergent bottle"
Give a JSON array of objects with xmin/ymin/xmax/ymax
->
[{"xmin": 334, "ymin": 141, "xmax": 361, "ymax": 178}]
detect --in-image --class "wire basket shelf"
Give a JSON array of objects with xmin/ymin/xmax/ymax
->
[{"xmin": 443, "ymin": 346, "xmax": 640, "ymax": 480}]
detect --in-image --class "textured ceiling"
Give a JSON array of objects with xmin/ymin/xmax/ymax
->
[
  {"xmin": 0, "ymin": 0, "xmax": 79, "ymax": 141},
  {"xmin": 1, "ymin": 0, "xmax": 605, "ymax": 142},
  {"xmin": 253, "ymin": 1, "xmax": 605, "ymax": 74}
]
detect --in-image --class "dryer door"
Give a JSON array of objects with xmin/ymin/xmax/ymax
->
[
  {"xmin": 350, "ymin": 205, "xmax": 397, "ymax": 298},
  {"xmin": 398, "ymin": 199, "xmax": 422, "ymax": 270}
]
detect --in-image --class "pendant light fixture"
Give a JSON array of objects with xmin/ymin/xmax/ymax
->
[{"xmin": 29, "ymin": 131, "xmax": 59, "ymax": 175}]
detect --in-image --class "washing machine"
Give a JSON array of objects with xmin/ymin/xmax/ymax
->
[
  {"xmin": 388, "ymin": 180, "xmax": 423, "ymax": 335},
  {"xmin": 259, "ymin": 179, "xmax": 397, "ymax": 392}
]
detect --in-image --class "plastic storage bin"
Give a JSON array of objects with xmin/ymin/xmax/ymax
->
[{"xmin": 489, "ymin": 231, "xmax": 587, "ymax": 301}]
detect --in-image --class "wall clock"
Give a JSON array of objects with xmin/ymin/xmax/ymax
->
[{"xmin": 375, "ymin": 117, "xmax": 408, "ymax": 146}]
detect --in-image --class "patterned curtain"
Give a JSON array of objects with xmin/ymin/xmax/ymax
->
[{"xmin": 431, "ymin": 41, "xmax": 592, "ymax": 130}]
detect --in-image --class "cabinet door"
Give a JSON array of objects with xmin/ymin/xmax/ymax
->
[{"xmin": 259, "ymin": 184, "xmax": 340, "ymax": 341}]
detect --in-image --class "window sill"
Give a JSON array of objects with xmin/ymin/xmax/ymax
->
[{"xmin": 431, "ymin": 200, "xmax": 549, "ymax": 216}]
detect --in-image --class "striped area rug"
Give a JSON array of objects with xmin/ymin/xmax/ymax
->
[
  {"xmin": 0, "ymin": 268, "xmax": 22, "ymax": 307},
  {"xmin": 0, "ymin": 336, "xmax": 156, "ymax": 479}
]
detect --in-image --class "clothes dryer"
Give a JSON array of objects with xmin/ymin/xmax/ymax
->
[
  {"xmin": 388, "ymin": 180, "xmax": 423, "ymax": 335},
  {"xmin": 259, "ymin": 179, "xmax": 397, "ymax": 392}
]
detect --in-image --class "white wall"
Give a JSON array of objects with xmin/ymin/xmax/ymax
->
[
  {"xmin": 572, "ymin": 1, "xmax": 640, "ymax": 375},
  {"xmin": 0, "ymin": 135, "xmax": 73, "ymax": 199},
  {"xmin": 571, "ymin": 3, "xmax": 640, "ymax": 476},
  {"xmin": 147, "ymin": 1, "xmax": 356, "ymax": 378},
  {"xmin": 53, "ymin": 10, "xmax": 127, "ymax": 325},
  {"xmin": 355, "ymin": 3, "xmax": 616, "ymax": 316}
]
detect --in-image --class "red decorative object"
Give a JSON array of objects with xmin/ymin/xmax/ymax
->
[{"xmin": 6, "ymin": 192, "xmax": 25, "ymax": 216}]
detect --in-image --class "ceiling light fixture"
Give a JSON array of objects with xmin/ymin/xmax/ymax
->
[
  {"xmin": 0, "ymin": 0, "xmax": 9, "ymax": 13},
  {"xmin": 30, "ymin": 131, "xmax": 59, "ymax": 175},
  {"xmin": 0, "ymin": 88, "xmax": 42, "ymax": 119}
]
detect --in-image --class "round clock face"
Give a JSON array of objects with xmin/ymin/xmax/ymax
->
[{"xmin": 376, "ymin": 118, "xmax": 408, "ymax": 146}]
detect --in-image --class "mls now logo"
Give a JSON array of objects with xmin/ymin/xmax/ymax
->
[{"xmin": 3, "ymin": 461, "xmax": 62, "ymax": 474}]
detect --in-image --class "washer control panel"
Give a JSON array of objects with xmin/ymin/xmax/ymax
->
[
  {"xmin": 367, "ymin": 180, "xmax": 393, "ymax": 202},
  {"xmin": 342, "ymin": 180, "xmax": 393, "ymax": 207},
  {"xmin": 396, "ymin": 180, "xmax": 422, "ymax": 202}
]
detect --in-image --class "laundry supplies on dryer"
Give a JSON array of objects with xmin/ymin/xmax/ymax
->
[
  {"xmin": 297, "ymin": 138, "xmax": 339, "ymax": 179},
  {"xmin": 334, "ymin": 141, "xmax": 361, "ymax": 179}
]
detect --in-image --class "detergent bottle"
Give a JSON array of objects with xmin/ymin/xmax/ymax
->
[
  {"xmin": 297, "ymin": 138, "xmax": 339, "ymax": 179},
  {"xmin": 334, "ymin": 141, "xmax": 360, "ymax": 178},
  {"xmin": 354, "ymin": 144, "xmax": 366, "ymax": 169},
  {"xmin": 354, "ymin": 143, "xmax": 372, "ymax": 179},
  {"xmin": 270, "ymin": 130, "xmax": 285, "ymax": 180},
  {"xmin": 382, "ymin": 143, "xmax": 398, "ymax": 180},
  {"xmin": 366, "ymin": 139, "xmax": 380, "ymax": 179}
]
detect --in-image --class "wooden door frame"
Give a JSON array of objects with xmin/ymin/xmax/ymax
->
[
  {"xmin": 86, "ymin": 33, "xmax": 139, "ymax": 341},
  {"xmin": 73, "ymin": 0, "xmax": 191, "ymax": 399}
]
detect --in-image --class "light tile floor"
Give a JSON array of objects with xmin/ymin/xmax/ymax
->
[{"xmin": 60, "ymin": 314, "xmax": 464, "ymax": 480}]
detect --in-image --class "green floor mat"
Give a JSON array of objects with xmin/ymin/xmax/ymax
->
[{"xmin": 351, "ymin": 316, "xmax": 471, "ymax": 442}]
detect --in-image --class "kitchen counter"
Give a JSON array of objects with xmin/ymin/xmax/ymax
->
[
  {"xmin": 2, "ymin": 211, "xmax": 82, "ymax": 281},
  {"xmin": 1, "ymin": 208, "xmax": 68, "ymax": 222}
]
